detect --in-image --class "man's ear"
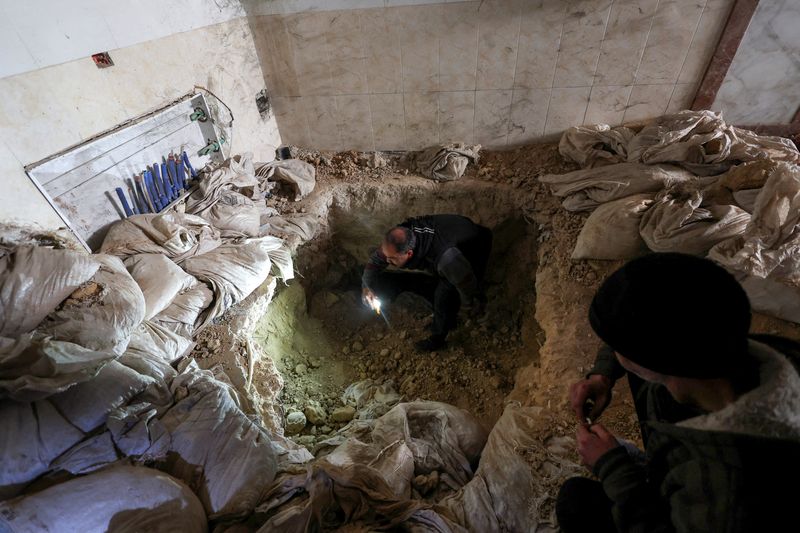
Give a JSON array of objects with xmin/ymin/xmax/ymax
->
[{"xmin": 407, "ymin": 250, "xmax": 414, "ymax": 258}]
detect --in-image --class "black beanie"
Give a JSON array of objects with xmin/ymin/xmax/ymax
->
[{"xmin": 589, "ymin": 253, "xmax": 751, "ymax": 379}]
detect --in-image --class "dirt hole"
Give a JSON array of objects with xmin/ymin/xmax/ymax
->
[{"xmin": 254, "ymin": 180, "xmax": 544, "ymax": 449}]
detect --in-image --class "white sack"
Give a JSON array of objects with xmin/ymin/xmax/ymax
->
[
  {"xmin": 0, "ymin": 334, "xmax": 115, "ymax": 401},
  {"xmin": 639, "ymin": 184, "xmax": 751, "ymax": 255},
  {"xmin": 125, "ymin": 320, "xmax": 194, "ymax": 364},
  {"xmin": 559, "ymin": 124, "xmax": 635, "ymax": 167},
  {"xmin": 413, "ymin": 144, "xmax": 480, "ymax": 182},
  {"xmin": 49, "ymin": 431, "xmax": 119, "ymax": 475},
  {"xmin": 0, "ymin": 466, "xmax": 208, "ymax": 533},
  {"xmin": 255, "ymin": 159, "xmax": 317, "ymax": 199},
  {"xmin": 38, "ymin": 255, "xmax": 146, "ymax": 355},
  {"xmin": 261, "ymin": 213, "xmax": 319, "ymax": 241},
  {"xmin": 540, "ymin": 162, "xmax": 697, "ymax": 212},
  {"xmin": 152, "ymin": 283, "xmax": 214, "ymax": 337},
  {"xmin": 0, "ymin": 399, "xmax": 84, "ymax": 498},
  {"xmin": 100, "ymin": 211, "xmax": 222, "ymax": 262},
  {"xmin": 572, "ymin": 194, "xmax": 654, "ymax": 260},
  {"xmin": 0, "ymin": 246, "xmax": 99, "ymax": 337},
  {"xmin": 125, "ymin": 253, "xmax": 197, "ymax": 319}
]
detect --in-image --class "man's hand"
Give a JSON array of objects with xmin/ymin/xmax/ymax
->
[
  {"xmin": 569, "ymin": 374, "xmax": 613, "ymax": 423},
  {"xmin": 362, "ymin": 287, "xmax": 377, "ymax": 308},
  {"xmin": 576, "ymin": 423, "xmax": 620, "ymax": 469}
]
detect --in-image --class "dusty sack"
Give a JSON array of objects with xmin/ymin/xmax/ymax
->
[
  {"xmin": 559, "ymin": 124, "xmax": 635, "ymax": 168},
  {"xmin": 255, "ymin": 159, "xmax": 317, "ymax": 200},
  {"xmin": 414, "ymin": 144, "xmax": 480, "ymax": 182},
  {"xmin": 124, "ymin": 253, "xmax": 197, "ymax": 319},
  {"xmin": 152, "ymin": 283, "xmax": 214, "ymax": 337},
  {"xmin": 572, "ymin": 194, "xmax": 654, "ymax": 260}
]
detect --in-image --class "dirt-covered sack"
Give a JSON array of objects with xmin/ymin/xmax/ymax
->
[
  {"xmin": 125, "ymin": 320, "xmax": 194, "ymax": 364},
  {"xmin": 255, "ymin": 159, "xmax": 316, "ymax": 199},
  {"xmin": 182, "ymin": 237, "xmax": 293, "ymax": 323},
  {"xmin": 0, "ymin": 334, "xmax": 115, "ymax": 401},
  {"xmin": 38, "ymin": 255, "xmax": 146, "ymax": 355},
  {"xmin": 540, "ymin": 162, "xmax": 697, "ymax": 212},
  {"xmin": 708, "ymin": 162, "xmax": 800, "ymax": 285},
  {"xmin": 186, "ymin": 153, "xmax": 262, "ymax": 237},
  {"xmin": 261, "ymin": 213, "xmax": 319, "ymax": 241},
  {"xmin": 414, "ymin": 144, "xmax": 480, "ymax": 182},
  {"xmin": 572, "ymin": 194, "xmax": 654, "ymax": 260},
  {"xmin": 341, "ymin": 379, "xmax": 402, "ymax": 421},
  {"xmin": 0, "ymin": 466, "xmax": 208, "ymax": 533},
  {"xmin": 159, "ymin": 363, "xmax": 278, "ymax": 518},
  {"xmin": 441, "ymin": 405, "xmax": 584, "ymax": 532},
  {"xmin": 125, "ymin": 253, "xmax": 197, "ymax": 319},
  {"xmin": 0, "ymin": 398, "xmax": 84, "ymax": 499},
  {"xmin": 639, "ymin": 183, "xmax": 751, "ymax": 255},
  {"xmin": 49, "ymin": 360, "xmax": 153, "ymax": 433},
  {"xmin": 49, "ymin": 432, "xmax": 119, "ymax": 475},
  {"xmin": 559, "ymin": 124, "xmax": 635, "ymax": 168},
  {"xmin": 100, "ymin": 211, "xmax": 222, "ymax": 262},
  {"xmin": 0, "ymin": 246, "xmax": 100, "ymax": 337},
  {"xmin": 152, "ymin": 283, "xmax": 214, "ymax": 337}
]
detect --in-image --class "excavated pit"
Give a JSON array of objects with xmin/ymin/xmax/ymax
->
[{"xmin": 254, "ymin": 179, "xmax": 543, "ymax": 447}]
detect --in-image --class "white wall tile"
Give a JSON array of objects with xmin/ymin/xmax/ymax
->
[
  {"xmin": 305, "ymin": 95, "xmax": 342, "ymax": 150},
  {"xmin": 255, "ymin": 16, "xmax": 301, "ymax": 97},
  {"xmin": 286, "ymin": 12, "xmax": 335, "ymax": 96},
  {"xmin": 476, "ymin": 0, "xmax": 522, "ymax": 90},
  {"xmin": 666, "ymin": 83, "xmax": 697, "ymax": 114},
  {"xmin": 404, "ymin": 92, "xmax": 439, "ymax": 149},
  {"xmin": 272, "ymin": 96, "xmax": 313, "ymax": 146},
  {"xmin": 360, "ymin": 9, "xmax": 403, "ymax": 94},
  {"xmin": 0, "ymin": 8, "xmax": 37, "ymax": 78},
  {"xmin": 514, "ymin": 0, "xmax": 567, "ymax": 89},
  {"xmin": 328, "ymin": 11, "xmax": 369, "ymax": 94},
  {"xmin": 594, "ymin": 0, "xmax": 660, "ymax": 86},
  {"xmin": 337, "ymin": 95, "xmax": 374, "ymax": 150},
  {"xmin": 635, "ymin": 0, "xmax": 705, "ymax": 85},
  {"xmin": 508, "ymin": 88, "xmax": 550, "ymax": 145},
  {"xmin": 553, "ymin": 0, "xmax": 614, "ymax": 88},
  {"xmin": 391, "ymin": 5, "xmax": 440, "ymax": 93},
  {"xmin": 438, "ymin": 91, "xmax": 475, "ymax": 143},
  {"xmin": 678, "ymin": 0, "xmax": 734, "ymax": 84},
  {"xmin": 370, "ymin": 93, "xmax": 406, "ymax": 150},
  {"xmin": 474, "ymin": 89, "xmax": 512, "ymax": 147},
  {"xmin": 544, "ymin": 87, "xmax": 591, "ymax": 134},
  {"xmin": 439, "ymin": 2, "xmax": 480, "ymax": 91},
  {"xmin": 584, "ymin": 85, "xmax": 634, "ymax": 125},
  {"xmin": 623, "ymin": 84, "xmax": 674, "ymax": 121}
]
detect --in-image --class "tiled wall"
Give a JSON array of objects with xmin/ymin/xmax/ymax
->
[
  {"xmin": 251, "ymin": 0, "xmax": 735, "ymax": 151},
  {"xmin": 713, "ymin": 0, "xmax": 800, "ymax": 124}
]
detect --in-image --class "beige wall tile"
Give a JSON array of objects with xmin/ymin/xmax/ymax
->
[
  {"xmin": 474, "ymin": 89, "xmax": 512, "ymax": 147},
  {"xmin": 305, "ymin": 95, "xmax": 341, "ymax": 150},
  {"xmin": 678, "ymin": 0, "xmax": 734, "ymax": 84},
  {"xmin": 666, "ymin": 83, "xmax": 697, "ymax": 113},
  {"xmin": 438, "ymin": 91, "xmax": 475, "ymax": 143},
  {"xmin": 286, "ymin": 12, "xmax": 335, "ymax": 96},
  {"xmin": 404, "ymin": 92, "xmax": 439, "ymax": 150},
  {"xmin": 544, "ymin": 87, "xmax": 591, "ymax": 135},
  {"xmin": 259, "ymin": 16, "xmax": 301, "ymax": 97},
  {"xmin": 336, "ymin": 95, "xmax": 374, "ymax": 150},
  {"xmin": 635, "ymin": 0, "xmax": 705, "ymax": 84},
  {"xmin": 390, "ymin": 5, "xmax": 440, "ymax": 93},
  {"xmin": 360, "ymin": 9, "xmax": 402, "ymax": 94},
  {"xmin": 272, "ymin": 96, "xmax": 312, "ymax": 146},
  {"xmin": 514, "ymin": 0, "xmax": 567, "ymax": 89},
  {"xmin": 508, "ymin": 88, "xmax": 550, "ymax": 145},
  {"xmin": 439, "ymin": 2, "xmax": 480, "ymax": 91},
  {"xmin": 476, "ymin": 0, "xmax": 522, "ymax": 90},
  {"xmin": 584, "ymin": 85, "xmax": 633, "ymax": 125},
  {"xmin": 623, "ymin": 84, "xmax": 674, "ymax": 121},
  {"xmin": 553, "ymin": 0, "xmax": 613, "ymax": 88},
  {"xmin": 328, "ymin": 11, "xmax": 369, "ymax": 94},
  {"xmin": 370, "ymin": 93, "xmax": 405, "ymax": 150},
  {"xmin": 594, "ymin": 0, "xmax": 660, "ymax": 86}
]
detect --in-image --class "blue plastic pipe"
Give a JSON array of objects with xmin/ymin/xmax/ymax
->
[
  {"xmin": 182, "ymin": 150, "xmax": 197, "ymax": 179},
  {"xmin": 115, "ymin": 187, "xmax": 133, "ymax": 217}
]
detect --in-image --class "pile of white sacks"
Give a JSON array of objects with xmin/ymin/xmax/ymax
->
[{"xmin": 542, "ymin": 110, "xmax": 800, "ymax": 323}]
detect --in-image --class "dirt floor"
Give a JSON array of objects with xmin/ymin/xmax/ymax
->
[{"xmin": 190, "ymin": 142, "xmax": 800, "ymax": 457}]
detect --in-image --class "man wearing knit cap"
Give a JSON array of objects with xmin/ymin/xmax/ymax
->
[{"xmin": 557, "ymin": 253, "xmax": 800, "ymax": 533}]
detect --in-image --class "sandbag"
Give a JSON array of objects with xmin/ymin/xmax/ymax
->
[
  {"xmin": 186, "ymin": 153, "xmax": 263, "ymax": 237},
  {"xmin": 0, "ymin": 246, "xmax": 99, "ymax": 336},
  {"xmin": 413, "ymin": 144, "xmax": 480, "ymax": 182},
  {"xmin": 182, "ymin": 237, "xmax": 293, "ymax": 323},
  {"xmin": 125, "ymin": 320, "xmax": 194, "ymax": 364},
  {"xmin": 159, "ymin": 364, "xmax": 278, "ymax": 518},
  {"xmin": 255, "ymin": 159, "xmax": 317, "ymax": 199},
  {"xmin": 341, "ymin": 379, "xmax": 402, "ymax": 421},
  {"xmin": 38, "ymin": 255, "xmax": 146, "ymax": 355},
  {"xmin": 49, "ymin": 431, "xmax": 119, "ymax": 475},
  {"xmin": 0, "ymin": 334, "xmax": 116, "ymax": 401},
  {"xmin": 99, "ymin": 211, "xmax": 222, "ymax": 262},
  {"xmin": 152, "ymin": 283, "xmax": 214, "ymax": 337},
  {"xmin": 0, "ymin": 399, "xmax": 84, "ymax": 498},
  {"xmin": 572, "ymin": 194, "xmax": 654, "ymax": 260},
  {"xmin": 539, "ymin": 162, "xmax": 697, "ymax": 212},
  {"xmin": 0, "ymin": 466, "xmax": 208, "ymax": 533},
  {"xmin": 50, "ymin": 360, "xmax": 153, "ymax": 433},
  {"xmin": 559, "ymin": 124, "xmax": 635, "ymax": 168},
  {"xmin": 125, "ymin": 253, "xmax": 197, "ymax": 319},
  {"xmin": 639, "ymin": 184, "xmax": 750, "ymax": 255},
  {"xmin": 708, "ymin": 162, "xmax": 800, "ymax": 285},
  {"xmin": 261, "ymin": 213, "xmax": 319, "ymax": 241}
]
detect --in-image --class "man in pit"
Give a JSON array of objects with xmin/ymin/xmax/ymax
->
[{"xmin": 361, "ymin": 214, "xmax": 492, "ymax": 352}]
